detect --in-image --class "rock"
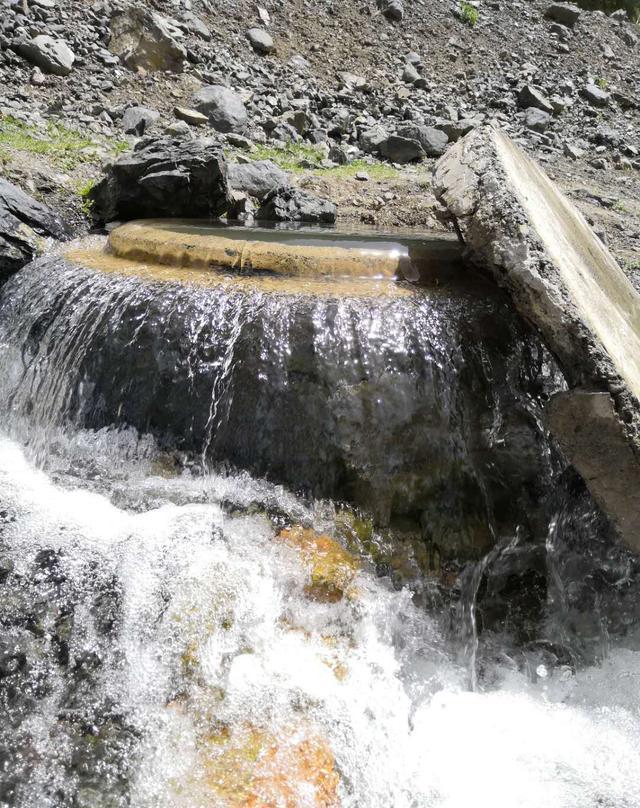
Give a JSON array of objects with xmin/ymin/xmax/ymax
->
[
  {"xmin": 544, "ymin": 3, "xmax": 581, "ymax": 26},
  {"xmin": 563, "ymin": 142, "xmax": 585, "ymax": 159},
  {"xmin": 524, "ymin": 107, "xmax": 551, "ymax": 132},
  {"xmin": 381, "ymin": 134, "xmax": 424, "ymax": 163},
  {"xmin": 228, "ymin": 160, "xmax": 289, "ymax": 200},
  {"xmin": 193, "ymin": 85, "xmax": 248, "ymax": 134},
  {"xmin": 378, "ymin": 0, "xmax": 403, "ymax": 21},
  {"xmin": 402, "ymin": 64, "xmax": 421, "ymax": 84},
  {"xmin": 246, "ymin": 27, "xmax": 274, "ymax": 54},
  {"xmin": 438, "ymin": 116, "xmax": 482, "ymax": 142},
  {"xmin": 122, "ymin": 105, "xmax": 160, "ymax": 136},
  {"xmin": 337, "ymin": 72, "xmax": 369, "ymax": 92},
  {"xmin": 109, "ymin": 7, "xmax": 187, "ymax": 73},
  {"xmin": 359, "ymin": 126, "xmax": 388, "ymax": 155},
  {"xmin": 433, "ymin": 126, "xmax": 640, "ymax": 554},
  {"xmin": 0, "ymin": 178, "xmax": 70, "ymax": 282},
  {"xmin": 582, "ymin": 84, "xmax": 611, "ymax": 107},
  {"xmin": 328, "ymin": 145, "xmax": 348, "ymax": 165},
  {"xmin": 182, "ymin": 11, "xmax": 211, "ymax": 41},
  {"xmin": 547, "ymin": 391, "xmax": 640, "ymax": 555},
  {"xmin": 174, "ymin": 106, "xmax": 208, "ymax": 127},
  {"xmin": 256, "ymin": 187, "xmax": 336, "ymax": 223},
  {"xmin": 14, "ymin": 35, "xmax": 75, "ymax": 76},
  {"xmin": 89, "ymin": 137, "xmax": 230, "ymax": 225},
  {"xmin": 518, "ymin": 85, "xmax": 554, "ymax": 114},
  {"xmin": 396, "ymin": 123, "xmax": 449, "ymax": 157},
  {"xmin": 277, "ymin": 526, "xmax": 359, "ymax": 602}
]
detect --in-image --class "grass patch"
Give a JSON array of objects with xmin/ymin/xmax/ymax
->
[
  {"xmin": 238, "ymin": 142, "xmax": 326, "ymax": 171},
  {"xmin": 76, "ymin": 178, "xmax": 97, "ymax": 216},
  {"xmin": 460, "ymin": 0, "xmax": 479, "ymax": 26},
  {"xmin": 0, "ymin": 115, "xmax": 127, "ymax": 169},
  {"xmin": 314, "ymin": 160, "xmax": 400, "ymax": 180}
]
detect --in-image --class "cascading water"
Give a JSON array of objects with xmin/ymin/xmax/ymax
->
[{"xmin": 1, "ymin": 227, "xmax": 640, "ymax": 808}]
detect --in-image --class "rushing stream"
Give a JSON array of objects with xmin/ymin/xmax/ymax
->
[{"xmin": 1, "ymin": 238, "xmax": 640, "ymax": 807}]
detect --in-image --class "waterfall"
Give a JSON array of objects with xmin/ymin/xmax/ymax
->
[{"xmin": 1, "ymin": 244, "xmax": 639, "ymax": 807}]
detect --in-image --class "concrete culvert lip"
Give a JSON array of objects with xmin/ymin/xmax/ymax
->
[{"xmin": 66, "ymin": 219, "xmax": 464, "ymax": 287}]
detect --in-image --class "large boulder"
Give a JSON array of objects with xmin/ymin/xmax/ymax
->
[
  {"xmin": 256, "ymin": 187, "xmax": 336, "ymax": 223},
  {"xmin": 109, "ymin": 7, "xmax": 187, "ymax": 72},
  {"xmin": 0, "ymin": 178, "xmax": 70, "ymax": 282},
  {"xmin": 246, "ymin": 27, "xmax": 275, "ymax": 54},
  {"xmin": 228, "ymin": 160, "xmax": 289, "ymax": 200},
  {"xmin": 89, "ymin": 137, "xmax": 230, "ymax": 225},
  {"xmin": 433, "ymin": 125, "xmax": 640, "ymax": 553},
  {"xmin": 14, "ymin": 35, "xmax": 75, "ymax": 76},
  {"xmin": 396, "ymin": 123, "xmax": 449, "ymax": 157},
  {"xmin": 380, "ymin": 134, "xmax": 424, "ymax": 163},
  {"xmin": 192, "ymin": 85, "xmax": 248, "ymax": 134}
]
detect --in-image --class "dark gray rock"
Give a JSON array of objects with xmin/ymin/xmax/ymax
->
[
  {"xmin": 0, "ymin": 178, "xmax": 70, "ymax": 282},
  {"xmin": 193, "ymin": 85, "xmax": 248, "ymax": 133},
  {"xmin": 525, "ymin": 107, "xmax": 551, "ymax": 132},
  {"xmin": 518, "ymin": 85, "xmax": 554, "ymax": 114},
  {"xmin": 544, "ymin": 3, "xmax": 581, "ymax": 26},
  {"xmin": 381, "ymin": 134, "xmax": 424, "ymax": 163},
  {"xmin": 396, "ymin": 123, "xmax": 449, "ymax": 157},
  {"xmin": 14, "ymin": 35, "xmax": 75, "ymax": 75},
  {"xmin": 89, "ymin": 137, "xmax": 230, "ymax": 225},
  {"xmin": 246, "ymin": 27, "xmax": 275, "ymax": 54},
  {"xmin": 256, "ymin": 187, "xmax": 336, "ymax": 223},
  {"xmin": 359, "ymin": 126, "xmax": 388, "ymax": 155},
  {"xmin": 378, "ymin": 0, "xmax": 403, "ymax": 21},
  {"xmin": 122, "ymin": 105, "xmax": 160, "ymax": 136},
  {"xmin": 228, "ymin": 160, "xmax": 289, "ymax": 200}
]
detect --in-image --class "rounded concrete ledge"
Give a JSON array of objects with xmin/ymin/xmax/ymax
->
[{"xmin": 104, "ymin": 219, "xmax": 463, "ymax": 282}]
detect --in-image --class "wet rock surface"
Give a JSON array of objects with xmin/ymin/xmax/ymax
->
[
  {"xmin": 0, "ymin": 178, "xmax": 70, "ymax": 282},
  {"xmin": 434, "ymin": 125, "xmax": 640, "ymax": 552}
]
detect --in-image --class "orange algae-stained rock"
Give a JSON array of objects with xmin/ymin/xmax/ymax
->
[
  {"xmin": 196, "ymin": 725, "xmax": 340, "ymax": 808},
  {"xmin": 276, "ymin": 526, "xmax": 359, "ymax": 602},
  {"xmin": 246, "ymin": 734, "xmax": 340, "ymax": 808}
]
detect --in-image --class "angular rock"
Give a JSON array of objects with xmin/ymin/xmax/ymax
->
[
  {"xmin": 524, "ymin": 107, "xmax": 551, "ymax": 132},
  {"xmin": 547, "ymin": 391, "xmax": 640, "ymax": 554},
  {"xmin": 433, "ymin": 125, "xmax": 640, "ymax": 553},
  {"xmin": 380, "ymin": 134, "xmax": 424, "ymax": 163},
  {"xmin": 228, "ymin": 160, "xmax": 289, "ymax": 200},
  {"xmin": 174, "ymin": 106, "xmax": 208, "ymax": 127},
  {"xmin": 193, "ymin": 85, "xmax": 248, "ymax": 134},
  {"xmin": 396, "ymin": 123, "xmax": 449, "ymax": 157},
  {"xmin": 0, "ymin": 178, "xmax": 70, "ymax": 282},
  {"xmin": 122, "ymin": 105, "xmax": 160, "ymax": 136},
  {"xmin": 182, "ymin": 12, "xmax": 211, "ymax": 41},
  {"xmin": 378, "ymin": 0, "xmax": 403, "ymax": 21},
  {"xmin": 582, "ymin": 84, "xmax": 610, "ymax": 107},
  {"xmin": 518, "ymin": 85, "xmax": 554, "ymax": 114},
  {"xmin": 256, "ymin": 187, "xmax": 336, "ymax": 223},
  {"xmin": 109, "ymin": 7, "xmax": 187, "ymax": 73},
  {"xmin": 14, "ymin": 35, "xmax": 75, "ymax": 76},
  {"xmin": 544, "ymin": 2, "xmax": 581, "ymax": 26},
  {"xmin": 246, "ymin": 27, "xmax": 275, "ymax": 54},
  {"xmin": 89, "ymin": 137, "xmax": 230, "ymax": 225},
  {"xmin": 359, "ymin": 126, "xmax": 388, "ymax": 155}
]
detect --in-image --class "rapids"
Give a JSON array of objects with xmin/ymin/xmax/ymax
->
[{"xmin": 1, "ymin": 232, "xmax": 640, "ymax": 807}]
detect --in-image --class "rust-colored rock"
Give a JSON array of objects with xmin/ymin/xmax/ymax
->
[{"xmin": 277, "ymin": 526, "xmax": 359, "ymax": 602}]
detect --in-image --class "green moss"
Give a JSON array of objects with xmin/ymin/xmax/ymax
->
[
  {"xmin": 0, "ymin": 115, "xmax": 127, "ymax": 170},
  {"xmin": 460, "ymin": 0, "xmax": 479, "ymax": 26},
  {"xmin": 596, "ymin": 77, "xmax": 609, "ymax": 90}
]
